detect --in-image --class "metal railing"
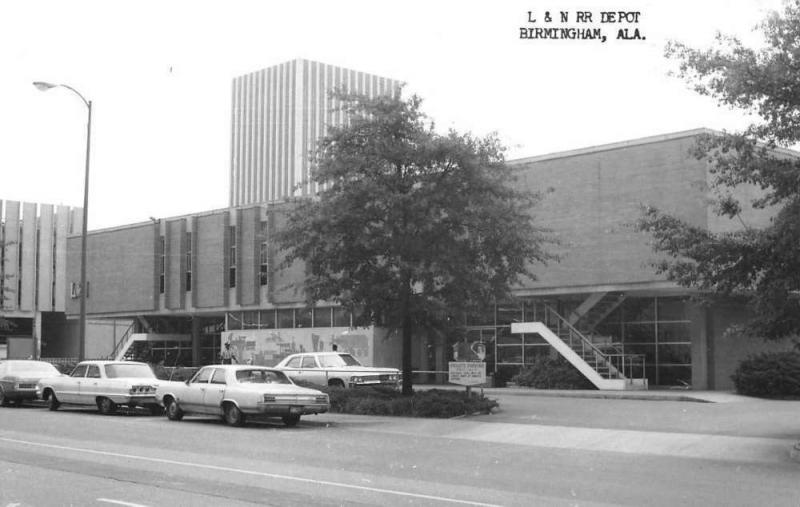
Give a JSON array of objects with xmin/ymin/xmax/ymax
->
[{"xmin": 107, "ymin": 321, "xmax": 137, "ymax": 360}]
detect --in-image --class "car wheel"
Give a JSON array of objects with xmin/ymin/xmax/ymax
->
[
  {"xmin": 0, "ymin": 387, "xmax": 8, "ymax": 407},
  {"xmin": 97, "ymin": 397, "xmax": 117, "ymax": 415},
  {"xmin": 165, "ymin": 399, "xmax": 184, "ymax": 421},
  {"xmin": 282, "ymin": 414, "xmax": 301, "ymax": 427},
  {"xmin": 46, "ymin": 392, "xmax": 60, "ymax": 411},
  {"xmin": 223, "ymin": 403, "xmax": 246, "ymax": 427}
]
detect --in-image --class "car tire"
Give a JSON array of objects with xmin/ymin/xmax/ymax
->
[
  {"xmin": 165, "ymin": 399, "xmax": 184, "ymax": 421},
  {"xmin": 282, "ymin": 414, "xmax": 301, "ymax": 427},
  {"xmin": 0, "ymin": 387, "xmax": 8, "ymax": 407},
  {"xmin": 97, "ymin": 397, "xmax": 117, "ymax": 415},
  {"xmin": 223, "ymin": 403, "xmax": 246, "ymax": 427},
  {"xmin": 46, "ymin": 392, "xmax": 60, "ymax": 411}
]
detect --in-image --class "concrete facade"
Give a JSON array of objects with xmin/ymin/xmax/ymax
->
[{"xmin": 229, "ymin": 59, "xmax": 402, "ymax": 205}]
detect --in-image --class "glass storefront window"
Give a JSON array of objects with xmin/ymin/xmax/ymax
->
[
  {"xmin": 333, "ymin": 307, "xmax": 350, "ymax": 327},
  {"xmin": 296, "ymin": 308, "xmax": 312, "ymax": 328},
  {"xmin": 314, "ymin": 307, "xmax": 332, "ymax": 327},
  {"xmin": 657, "ymin": 344, "xmax": 691, "ymax": 365},
  {"xmin": 496, "ymin": 303, "xmax": 523, "ymax": 326},
  {"xmin": 658, "ymin": 297, "xmax": 690, "ymax": 321},
  {"xmin": 242, "ymin": 311, "xmax": 258, "ymax": 329},
  {"xmin": 624, "ymin": 298, "xmax": 656, "ymax": 322},
  {"xmin": 623, "ymin": 322, "xmax": 656, "ymax": 343},
  {"xmin": 259, "ymin": 310, "xmax": 276, "ymax": 329},
  {"xmin": 277, "ymin": 309, "xmax": 294, "ymax": 328}
]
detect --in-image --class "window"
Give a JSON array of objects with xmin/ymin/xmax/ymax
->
[
  {"xmin": 259, "ymin": 221, "xmax": 268, "ymax": 286},
  {"xmin": 185, "ymin": 231, "xmax": 192, "ymax": 292},
  {"xmin": 300, "ymin": 356, "xmax": 318, "ymax": 368},
  {"xmin": 191, "ymin": 367, "xmax": 213, "ymax": 384},
  {"xmin": 71, "ymin": 364, "xmax": 88, "ymax": 377},
  {"xmin": 210, "ymin": 369, "xmax": 227, "ymax": 385},
  {"xmin": 86, "ymin": 365, "xmax": 101, "ymax": 378},
  {"xmin": 228, "ymin": 226, "xmax": 237, "ymax": 288},
  {"xmin": 285, "ymin": 357, "xmax": 302, "ymax": 368},
  {"xmin": 159, "ymin": 236, "xmax": 165, "ymax": 294}
]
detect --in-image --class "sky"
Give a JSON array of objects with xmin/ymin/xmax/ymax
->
[{"xmin": 0, "ymin": 0, "xmax": 787, "ymax": 230}]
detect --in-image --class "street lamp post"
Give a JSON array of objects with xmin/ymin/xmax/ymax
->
[{"xmin": 34, "ymin": 81, "xmax": 91, "ymax": 362}]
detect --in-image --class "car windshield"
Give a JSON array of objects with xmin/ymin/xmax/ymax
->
[
  {"xmin": 7, "ymin": 361, "xmax": 59, "ymax": 375},
  {"xmin": 235, "ymin": 369, "xmax": 292, "ymax": 384},
  {"xmin": 317, "ymin": 354, "xmax": 362, "ymax": 368},
  {"xmin": 104, "ymin": 363, "xmax": 156, "ymax": 379}
]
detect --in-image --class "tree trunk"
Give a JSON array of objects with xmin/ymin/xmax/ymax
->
[{"xmin": 401, "ymin": 287, "xmax": 413, "ymax": 396}]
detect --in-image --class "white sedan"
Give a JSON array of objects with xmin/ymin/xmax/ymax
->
[
  {"xmin": 38, "ymin": 360, "xmax": 161, "ymax": 415},
  {"xmin": 156, "ymin": 365, "xmax": 329, "ymax": 427},
  {"xmin": 274, "ymin": 352, "xmax": 400, "ymax": 389}
]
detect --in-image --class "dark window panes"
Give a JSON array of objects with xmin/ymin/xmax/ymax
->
[
  {"xmin": 623, "ymin": 298, "xmax": 656, "ymax": 322},
  {"xmin": 296, "ymin": 308, "xmax": 312, "ymax": 328},
  {"xmin": 623, "ymin": 322, "xmax": 655, "ymax": 343},
  {"xmin": 332, "ymin": 308, "xmax": 350, "ymax": 327},
  {"xmin": 523, "ymin": 333, "xmax": 548, "ymax": 346},
  {"xmin": 242, "ymin": 311, "xmax": 258, "ymax": 329},
  {"xmin": 523, "ymin": 345, "xmax": 551, "ymax": 363},
  {"xmin": 314, "ymin": 307, "xmax": 332, "ymax": 327},
  {"xmin": 200, "ymin": 334, "xmax": 218, "ymax": 348},
  {"xmin": 657, "ymin": 344, "xmax": 691, "ymax": 365},
  {"xmin": 199, "ymin": 349, "xmax": 216, "ymax": 366},
  {"xmin": 466, "ymin": 309, "xmax": 494, "ymax": 326},
  {"xmin": 656, "ymin": 365, "xmax": 692, "ymax": 386},
  {"xmin": 277, "ymin": 309, "xmax": 294, "ymax": 328},
  {"xmin": 496, "ymin": 303, "xmax": 523, "ymax": 326},
  {"xmin": 496, "ymin": 346, "xmax": 524, "ymax": 364},
  {"xmin": 227, "ymin": 313, "xmax": 242, "ymax": 331},
  {"xmin": 657, "ymin": 322, "xmax": 691, "ymax": 344},
  {"xmin": 594, "ymin": 321, "xmax": 623, "ymax": 342},
  {"xmin": 286, "ymin": 357, "xmax": 302, "ymax": 368},
  {"xmin": 495, "ymin": 331, "xmax": 522, "ymax": 346},
  {"xmin": 71, "ymin": 364, "xmax": 88, "ymax": 377},
  {"xmin": 522, "ymin": 300, "xmax": 546, "ymax": 322},
  {"xmin": 86, "ymin": 365, "xmax": 101, "ymax": 378},
  {"xmin": 623, "ymin": 343, "xmax": 656, "ymax": 365},
  {"xmin": 259, "ymin": 310, "xmax": 276, "ymax": 329},
  {"xmin": 657, "ymin": 298, "xmax": 690, "ymax": 321},
  {"xmin": 191, "ymin": 367, "xmax": 213, "ymax": 383}
]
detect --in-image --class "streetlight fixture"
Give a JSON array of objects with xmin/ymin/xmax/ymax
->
[{"xmin": 34, "ymin": 81, "xmax": 92, "ymax": 362}]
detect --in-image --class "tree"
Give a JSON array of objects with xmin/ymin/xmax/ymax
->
[
  {"xmin": 637, "ymin": 1, "xmax": 800, "ymax": 340},
  {"xmin": 277, "ymin": 91, "xmax": 554, "ymax": 394}
]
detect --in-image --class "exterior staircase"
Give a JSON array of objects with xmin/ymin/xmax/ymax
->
[{"xmin": 512, "ymin": 301, "xmax": 647, "ymax": 390}]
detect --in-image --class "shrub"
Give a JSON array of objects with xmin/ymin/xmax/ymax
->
[
  {"xmin": 511, "ymin": 355, "xmax": 595, "ymax": 389},
  {"xmin": 301, "ymin": 383, "xmax": 498, "ymax": 417},
  {"xmin": 731, "ymin": 351, "xmax": 800, "ymax": 397}
]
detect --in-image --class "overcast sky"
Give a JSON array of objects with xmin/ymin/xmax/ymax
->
[{"xmin": 0, "ymin": 0, "xmax": 786, "ymax": 230}]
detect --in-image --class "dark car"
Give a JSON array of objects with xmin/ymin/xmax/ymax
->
[{"xmin": 0, "ymin": 360, "xmax": 62, "ymax": 407}]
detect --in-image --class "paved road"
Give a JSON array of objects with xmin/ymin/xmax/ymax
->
[{"xmin": 0, "ymin": 396, "xmax": 798, "ymax": 506}]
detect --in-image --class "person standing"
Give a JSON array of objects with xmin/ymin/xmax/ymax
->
[{"xmin": 220, "ymin": 342, "xmax": 238, "ymax": 364}]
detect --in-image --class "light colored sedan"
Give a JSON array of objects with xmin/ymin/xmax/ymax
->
[
  {"xmin": 0, "ymin": 360, "xmax": 62, "ymax": 407},
  {"xmin": 274, "ymin": 352, "xmax": 400, "ymax": 389},
  {"xmin": 38, "ymin": 360, "xmax": 161, "ymax": 415},
  {"xmin": 156, "ymin": 365, "xmax": 329, "ymax": 427}
]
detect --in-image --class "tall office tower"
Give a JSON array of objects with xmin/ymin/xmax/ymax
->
[{"xmin": 229, "ymin": 58, "xmax": 402, "ymax": 206}]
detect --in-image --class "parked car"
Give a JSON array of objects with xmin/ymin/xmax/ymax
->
[
  {"xmin": 156, "ymin": 365, "xmax": 329, "ymax": 427},
  {"xmin": 274, "ymin": 352, "xmax": 400, "ymax": 389},
  {"xmin": 0, "ymin": 360, "xmax": 63, "ymax": 407},
  {"xmin": 37, "ymin": 360, "xmax": 161, "ymax": 415}
]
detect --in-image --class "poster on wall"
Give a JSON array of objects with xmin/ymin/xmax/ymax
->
[{"xmin": 220, "ymin": 327, "xmax": 374, "ymax": 367}]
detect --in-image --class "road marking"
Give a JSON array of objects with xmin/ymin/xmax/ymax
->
[
  {"xmin": 0, "ymin": 437, "xmax": 498, "ymax": 507},
  {"xmin": 97, "ymin": 499, "xmax": 151, "ymax": 507}
]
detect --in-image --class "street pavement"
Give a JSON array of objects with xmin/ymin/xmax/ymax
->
[{"xmin": 0, "ymin": 389, "xmax": 798, "ymax": 506}]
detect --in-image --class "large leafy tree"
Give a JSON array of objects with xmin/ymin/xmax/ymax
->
[
  {"xmin": 637, "ymin": 1, "xmax": 800, "ymax": 340},
  {"xmin": 278, "ymin": 91, "xmax": 553, "ymax": 394}
]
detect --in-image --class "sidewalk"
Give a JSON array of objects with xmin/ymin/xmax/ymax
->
[
  {"xmin": 416, "ymin": 384, "xmax": 748, "ymax": 403},
  {"xmin": 410, "ymin": 384, "xmax": 800, "ymax": 463}
]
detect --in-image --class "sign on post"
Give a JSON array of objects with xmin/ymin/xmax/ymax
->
[{"xmin": 448, "ymin": 361, "xmax": 486, "ymax": 386}]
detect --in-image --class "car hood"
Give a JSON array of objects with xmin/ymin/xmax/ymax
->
[{"xmin": 322, "ymin": 366, "xmax": 399, "ymax": 374}]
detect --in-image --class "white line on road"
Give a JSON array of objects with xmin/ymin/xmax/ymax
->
[
  {"xmin": 1, "ymin": 437, "xmax": 499, "ymax": 507},
  {"xmin": 97, "ymin": 499, "xmax": 151, "ymax": 507}
]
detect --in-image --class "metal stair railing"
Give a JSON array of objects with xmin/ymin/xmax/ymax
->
[
  {"xmin": 108, "ymin": 321, "xmax": 137, "ymax": 361},
  {"xmin": 538, "ymin": 303, "xmax": 645, "ymax": 382}
]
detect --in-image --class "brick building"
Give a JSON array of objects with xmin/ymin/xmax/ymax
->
[{"xmin": 46, "ymin": 128, "xmax": 793, "ymax": 390}]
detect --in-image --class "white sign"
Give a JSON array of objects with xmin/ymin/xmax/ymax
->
[{"xmin": 448, "ymin": 361, "xmax": 486, "ymax": 386}]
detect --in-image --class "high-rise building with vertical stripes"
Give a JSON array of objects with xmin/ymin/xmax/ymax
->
[{"xmin": 229, "ymin": 58, "xmax": 403, "ymax": 206}]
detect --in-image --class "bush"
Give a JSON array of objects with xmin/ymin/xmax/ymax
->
[
  {"xmin": 300, "ymin": 383, "xmax": 498, "ymax": 417},
  {"xmin": 511, "ymin": 356, "xmax": 595, "ymax": 389},
  {"xmin": 731, "ymin": 351, "xmax": 800, "ymax": 397}
]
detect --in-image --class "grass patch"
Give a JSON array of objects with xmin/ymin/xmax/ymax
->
[{"xmin": 300, "ymin": 384, "xmax": 498, "ymax": 418}]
